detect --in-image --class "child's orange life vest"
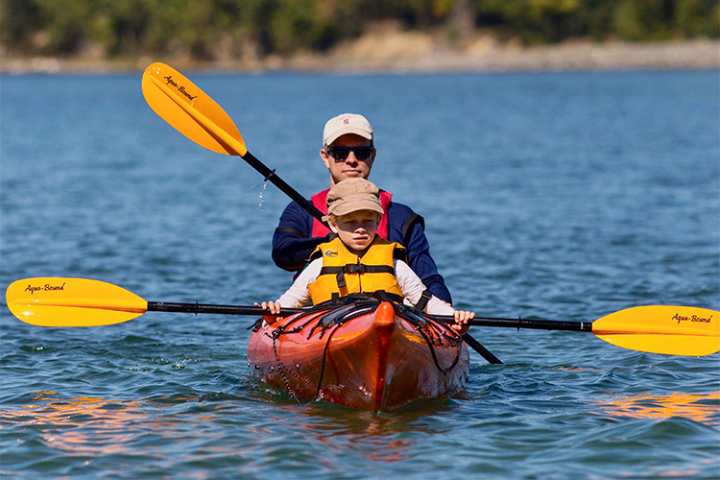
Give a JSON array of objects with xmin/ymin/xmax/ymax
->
[{"xmin": 307, "ymin": 236, "xmax": 405, "ymax": 304}]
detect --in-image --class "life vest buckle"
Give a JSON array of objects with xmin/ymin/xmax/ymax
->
[{"xmin": 345, "ymin": 264, "xmax": 366, "ymax": 274}]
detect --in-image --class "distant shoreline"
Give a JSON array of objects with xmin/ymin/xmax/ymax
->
[{"xmin": 2, "ymin": 38, "xmax": 718, "ymax": 74}]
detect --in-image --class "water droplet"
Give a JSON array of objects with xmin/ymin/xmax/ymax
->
[{"xmin": 258, "ymin": 179, "xmax": 270, "ymax": 208}]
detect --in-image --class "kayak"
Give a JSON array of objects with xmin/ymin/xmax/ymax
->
[{"xmin": 247, "ymin": 296, "xmax": 469, "ymax": 411}]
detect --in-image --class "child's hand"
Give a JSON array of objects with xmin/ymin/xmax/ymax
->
[
  {"xmin": 257, "ymin": 301, "xmax": 282, "ymax": 315},
  {"xmin": 451, "ymin": 310, "xmax": 475, "ymax": 333}
]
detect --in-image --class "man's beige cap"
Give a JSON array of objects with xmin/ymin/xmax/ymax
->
[
  {"xmin": 326, "ymin": 178, "xmax": 384, "ymax": 217},
  {"xmin": 323, "ymin": 113, "xmax": 373, "ymax": 146}
]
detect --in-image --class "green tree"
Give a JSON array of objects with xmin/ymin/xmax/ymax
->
[{"xmin": 1, "ymin": 0, "xmax": 717, "ymax": 59}]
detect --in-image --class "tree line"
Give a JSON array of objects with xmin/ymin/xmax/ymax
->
[{"xmin": 2, "ymin": 0, "xmax": 718, "ymax": 60}]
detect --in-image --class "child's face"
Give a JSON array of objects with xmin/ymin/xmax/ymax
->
[{"xmin": 329, "ymin": 210, "xmax": 380, "ymax": 254}]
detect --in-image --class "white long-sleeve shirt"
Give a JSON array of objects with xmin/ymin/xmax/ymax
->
[{"xmin": 276, "ymin": 258, "xmax": 455, "ymax": 316}]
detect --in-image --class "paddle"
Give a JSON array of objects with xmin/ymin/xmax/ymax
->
[
  {"xmin": 141, "ymin": 61, "xmax": 503, "ymax": 364},
  {"xmin": 7, "ymin": 278, "xmax": 719, "ymax": 357},
  {"xmin": 5, "ymin": 277, "xmax": 302, "ymax": 327},
  {"xmin": 453, "ymin": 306, "xmax": 720, "ymax": 357},
  {"xmin": 141, "ymin": 62, "xmax": 326, "ymax": 225}
]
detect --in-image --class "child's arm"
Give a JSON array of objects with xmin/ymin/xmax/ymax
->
[
  {"xmin": 260, "ymin": 258, "xmax": 322, "ymax": 313},
  {"xmin": 396, "ymin": 260, "xmax": 452, "ymax": 314},
  {"xmin": 395, "ymin": 260, "xmax": 474, "ymax": 332},
  {"xmin": 277, "ymin": 258, "xmax": 322, "ymax": 307}
]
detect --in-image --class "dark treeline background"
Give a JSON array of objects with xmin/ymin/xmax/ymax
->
[{"xmin": 2, "ymin": 0, "xmax": 718, "ymax": 60}]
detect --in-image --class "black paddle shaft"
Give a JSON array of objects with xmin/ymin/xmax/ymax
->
[
  {"xmin": 242, "ymin": 151, "xmax": 328, "ymax": 226},
  {"xmin": 148, "ymin": 301, "xmax": 302, "ymax": 316},
  {"xmin": 427, "ymin": 314, "xmax": 593, "ymax": 332},
  {"xmin": 466, "ymin": 317, "xmax": 593, "ymax": 332},
  {"xmin": 462, "ymin": 333, "xmax": 503, "ymax": 364},
  {"xmin": 149, "ymin": 301, "xmax": 505, "ymax": 364},
  {"xmin": 150, "ymin": 302, "xmax": 591, "ymax": 332}
]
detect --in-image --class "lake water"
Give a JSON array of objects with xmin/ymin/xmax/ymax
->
[{"xmin": 1, "ymin": 69, "xmax": 718, "ymax": 478}]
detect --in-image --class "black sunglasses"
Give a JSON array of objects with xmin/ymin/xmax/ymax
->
[{"xmin": 326, "ymin": 146, "xmax": 375, "ymax": 162}]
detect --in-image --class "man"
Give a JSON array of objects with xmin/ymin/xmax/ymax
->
[{"xmin": 271, "ymin": 113, "xmax": 452, "ymax": 303}]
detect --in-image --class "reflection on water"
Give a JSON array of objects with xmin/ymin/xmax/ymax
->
[
  {"xmin": 0, "ymin": 388, "xmax": 453, "ymax": 467},
  {"xmin": 0, "ymin": 391, "xmax": 146, "ymax": 455},
  {"xmin": 600, "ymin": 392, "xmax": 720, "ymax": 425},
  {"xmin": 267, "ymin": 398, "xmax": 456, "ymax": 463}
]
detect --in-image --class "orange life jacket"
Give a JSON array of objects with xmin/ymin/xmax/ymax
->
[{"xmin": 307, "ymin": 236, "xmax": 405, "ymax": 304}]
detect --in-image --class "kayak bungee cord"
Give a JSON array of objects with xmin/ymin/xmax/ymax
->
[
  {"xmin": 263, "ymin": 300, "xmax": 387, "ymax": 405},
  {"xmin": 258, "ymin": 297, "xmax": 465, "ymax": 404},
  {"xmin": 313, "ymin": 323, "xmax": 344, "ymax": 403},
  {"xmin": 391, "ymin": 302, "xmax": 464, "ymax": 374}
]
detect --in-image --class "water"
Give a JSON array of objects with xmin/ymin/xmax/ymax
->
[{"xmin": 1, "ymin": 70, "xmax": 719, "ymax": 478}]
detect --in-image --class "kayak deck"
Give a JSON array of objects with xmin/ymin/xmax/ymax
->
[{"xmin": 247, "ymin": 298, "xmax": 468, "ymax": 411}]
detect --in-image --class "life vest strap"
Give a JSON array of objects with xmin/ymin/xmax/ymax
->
[
  {"xmin": 415, "ymin": 289, "xmax": 433, "ymax": 312},
  {"xmin": 318, "ymin": 264, "xmax": 396, "ymax": 294},
  {"xmin": 318, "ymin": 265, "xmax": 395, "ymax": 276},
  {"xmin": 371, "ymin": 290, "xmax": 405, "ymax": 304}
]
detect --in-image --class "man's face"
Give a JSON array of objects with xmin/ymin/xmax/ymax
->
[{"xmin": 320, "ymin": 134, "xmax": 375, "ymax": 184}]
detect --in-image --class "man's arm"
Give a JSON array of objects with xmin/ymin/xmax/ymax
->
[
  {"xmin": 272, "ymin": 202, "xmax": 329, "ymax": 271},
  {"xmin": 389, "ymin": 203, "xmax": 453, "ymax": 304}
]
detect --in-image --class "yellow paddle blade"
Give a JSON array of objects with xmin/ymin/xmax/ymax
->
[
  {"xmin": 141, "ymin": 62, "xmax": 248, "ymax": 156},
  {"xmin": 593, "ymin": 305, "xmax": 720, "ymax": 356},
  {"xmin": 6, "ymin": 277, "xmax": 148, "ymax": 327}
]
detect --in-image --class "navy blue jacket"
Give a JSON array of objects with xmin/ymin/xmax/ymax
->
[{"xmin": 272, "ymin": 199, "xmax": 452, "ymax": 303}]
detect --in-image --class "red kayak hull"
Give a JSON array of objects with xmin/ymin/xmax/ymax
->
[{"xmin": 247, "ymin": 301, "xmax": 469, "ymax": 411}]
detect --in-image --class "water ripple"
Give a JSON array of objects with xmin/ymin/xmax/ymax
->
[{"xmin": 1, "ymin": 71, "xmax": 719, "ymax": 478}]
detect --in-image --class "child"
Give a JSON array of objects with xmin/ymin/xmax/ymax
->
[{"xmin": 261, "ymin": 178, "xmax": 474, "ymax": 332}]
